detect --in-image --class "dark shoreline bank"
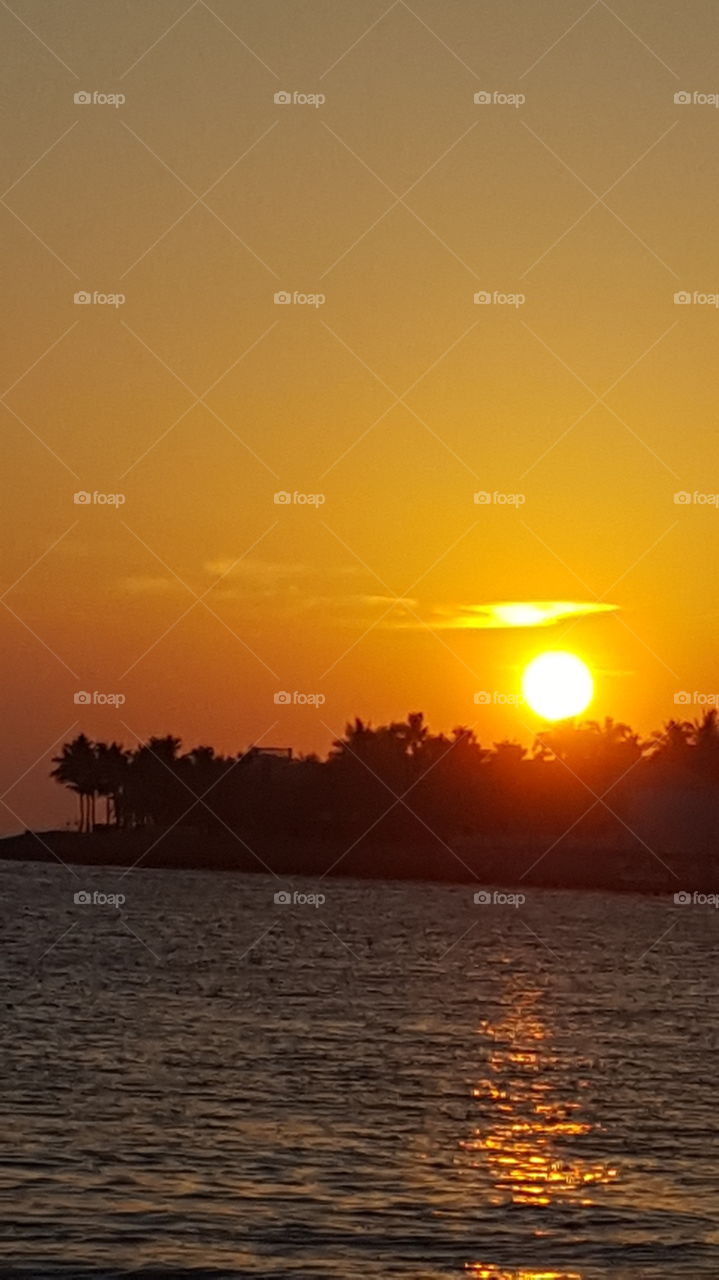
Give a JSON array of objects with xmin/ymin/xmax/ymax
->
[{"xmin": 1, "ymin": 828, "xmax": 716, "ymax": 897}]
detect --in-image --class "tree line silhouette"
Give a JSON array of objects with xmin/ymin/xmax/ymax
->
[{"xmin": 49, "ymin": 710, "xmax": 719, "ymax": 848}]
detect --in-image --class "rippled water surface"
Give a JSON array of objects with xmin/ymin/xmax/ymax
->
[{"xmin": 0, "ymin": 860, "xmax": 717, "ymax": 1278}]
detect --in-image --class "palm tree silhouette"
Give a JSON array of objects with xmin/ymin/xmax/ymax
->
[
  {"xmin": 94, "ymin": 741, "xmax": 130, "ymax": 827},
  {"xmin": 51, "ymin": 734, "xmax": 98, "ymax": 832},
  {"xmin": 46, "ymin": 711, "xmax": 719, "ymax": 859}
]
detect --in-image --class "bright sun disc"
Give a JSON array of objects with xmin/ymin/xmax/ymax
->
[{"xmin": 522, "ymin": 651, "xmax": 593, "ymax": 721}]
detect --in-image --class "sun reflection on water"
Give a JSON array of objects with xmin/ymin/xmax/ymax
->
[
  {"xmin": 464, "ymin": 1269, "xmax": 582, "ymax": 1279},
  {"xmin": 460, "ymin": 986, "xmax": 618, "ymax": 1279}
]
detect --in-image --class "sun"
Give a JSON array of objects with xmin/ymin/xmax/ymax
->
[{"xmin": 522, "ymin": 651, "xmax": 594, "ymax": 721}]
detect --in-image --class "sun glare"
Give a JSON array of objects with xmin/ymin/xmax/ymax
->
[
  {"xmin": 522, "ymin": 652, "xmax": 594, "ymax": 721},
  {"xmin": 492, "ymin": 603, "xmax": 548, "ymax": 627}
]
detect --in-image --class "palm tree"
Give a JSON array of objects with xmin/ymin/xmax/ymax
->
[
  {"xmin": 94, "ymin": 741, "xmax": 130, "ymax": 826},
  {"xmin": 534, "ymin": 717, "xmax": 642, "ymax": 773},
  {"xmin": 50, "ymin": 734, "xmax": 98, "ymax": 832},
  {"xmin": 391, "ymin": 712, "xmax": 429, "ymax": 761},
  {"xmin": 128, "ymin": 736, "xmax": 184, "ymax": 828},
  {"xmin": 690, "ymin": 709, "xmax": 719, "ymax": 779},
  {"xmin": 491, "ymin": 739, "xmax": 527, "ymax": 769},
  {"xmin": 647, "ymin": 718, "xmax": 694, "ymax": 765}
]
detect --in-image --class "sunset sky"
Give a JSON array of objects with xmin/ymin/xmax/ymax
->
[{"xmin": 1, "ymin": 0, "xmax": 718, "ymax": 832}]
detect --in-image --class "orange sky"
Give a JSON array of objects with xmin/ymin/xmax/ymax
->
[{"xmin": 1, "ymin": 0, "xmax": 718, "ymax": 832}]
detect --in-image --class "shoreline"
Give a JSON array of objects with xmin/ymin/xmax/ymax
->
[{"xmin": 1, "ymin": 828, "xmax": 715, "ymax": 898}]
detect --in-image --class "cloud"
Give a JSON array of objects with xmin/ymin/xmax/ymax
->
[
  {"xmin": 393, "ymin": 601, "xmax": 618, "ymax": 630},
  {"xmin": 361, "ymin": 595, "xmax": 419, "ymax": 609},
  {"xmin": 202, "ymin": 558, "xmax": 367, "ymax": 583},
  {"xmin": 120, "ymin": 567, "xmax": 610, "ymax": 637},
  {"xmin": 120, "ymin": 558, "xmax": 370, "ymax": 602},
  {"xmin": 203, "ymin": 558, "xmax": 310, "ymax": 581}
]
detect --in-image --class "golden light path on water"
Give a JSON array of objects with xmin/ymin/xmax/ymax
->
[
  {"xmin": 461, "ymin": 985, "xmax": 618, "ymax": 1280},
  {"xmin": 465, "ymin": 1270, "xmax": 582, "ymax": 1279}
]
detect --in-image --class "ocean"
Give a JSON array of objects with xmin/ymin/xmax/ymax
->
[{"xmin": 0, "ymin": 859, "xmax": 716, "ymax": 1278}]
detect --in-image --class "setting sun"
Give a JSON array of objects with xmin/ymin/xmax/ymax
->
[{"xmin": 522, "ymin": 652, "xmax": 594, "ymax": 722}]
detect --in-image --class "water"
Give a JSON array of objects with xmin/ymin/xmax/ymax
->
[{"xmin": 0, "ymin": 859, "xmax": 717, "ymax": 1278}]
